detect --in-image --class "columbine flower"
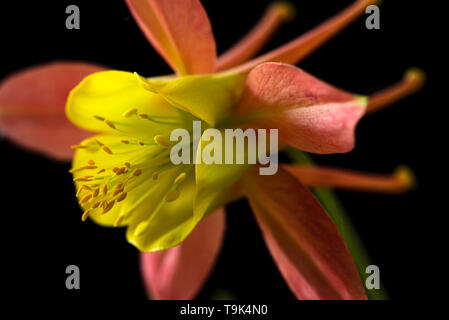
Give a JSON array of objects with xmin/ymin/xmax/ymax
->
[{"xmin": 0, "ymin": 0, "xmax": 424, "ymax": 300}]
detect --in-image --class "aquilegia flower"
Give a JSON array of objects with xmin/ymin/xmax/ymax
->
[{"xmin": 0, "ymin": 0, "xmax": 424, "ymax": 300}]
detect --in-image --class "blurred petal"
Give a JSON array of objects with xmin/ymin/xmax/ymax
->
[
  {"xmin": 236, "ymin": 63, "xmax": 366, "ymax": 154},
  {"xmin": 0, "ymin": 61, "xmax": 104, "ymax": 160},
  {"xmin": 367, "ymin": 68, "xmax": 425, "ymax": 114},
  {"xmin": 232, "ymin": 0, "xmax": 379, "ymax": 73},
  {"xmin": 243, "ymin": 166, "xmax": 366, "ymax": 300},
  {"xmin": 283, "ymin": 164, "xmax": 415, "ymax": 193},
  {"xmin": 140, "ymin": 208, "xmax": 225, "ymax": 300},
  {"xmin": 235, "ymin": 0, "xmax": 379, "ymax": 72},
  {"xmin": 125, "ymin": 0, "xmax": 216, "ymax": 75},
  {"xmin": 216, "ymin": 2, "xmax": 295, "ymax": 71},
  {"xmin": 138, "ymin": 72, "xmax": 246, "ymax": 126}
]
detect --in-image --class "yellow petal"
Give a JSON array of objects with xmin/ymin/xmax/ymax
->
[
  {"xmin": 137, "ymin": 71, "xmax": 247, "ymax": 126},
  {"xmin": 66, "ymin": 70, "xmax": 185, "ymax": 136},
  {"xmin": 72, "ymin": 133, "xmax": 178, "ymax": 227},
  {"xmin": 126, "ymin": 172, "xmax": 241, "ymax": 252},
  {"xmin": 194, "ymin": 130, "xmax": 252, "ymax": 220},
  {"xmin": 126, "ymin": 173, "xmax": 198, "ymax": 251}
]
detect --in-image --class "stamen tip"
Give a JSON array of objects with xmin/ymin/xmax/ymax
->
[
  {"xmin": 102, "ymin": 146, "xmax": 113, "ymax": 155},
  {"xmin": 81, "ymin": 209, "xmax": 91, "ymax": 222},
  {"xmin": 271, "ymin": 2, "xmax": 296, "ymax": 21},
  {"xmin": 104, "ymin": 119, "xmax": 116, "ymax": 129},
  {"xmin": 94, "ymin": 115, "xmax": 105, "ymax": 121},
  {"xmin": 134, "ymin": 221, "xmax": 149, "ymax": 237},
  {"xmin": 165, "ymin": 190, "xmax": 180, "ymax": 202},
  {"xmin": 405, "ymin": 67, "xmax": 426, "ymax": 88},
  {"xmin": 174, "ymin": 172, "xmax": 187, "ymax": 185},
  {"xmin": 395, "ymin": 166, "xmax": 416, "ymax": 190},
  {"xmin": 154, "ymin": 135, "xmax": 171, "ymax": 148},
  {"xmin": 122, "ymin": 108, "xmax": 138, "ymax": 118}
]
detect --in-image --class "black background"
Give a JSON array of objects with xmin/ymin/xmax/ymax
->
[{"xmin": 0, "ymin": 0, "xmax": 441, "ymax": 301}]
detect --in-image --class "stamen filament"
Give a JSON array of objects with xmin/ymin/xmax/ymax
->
[
  {"xmin": 283, "ymin": 164, "xmax": 415, "ymax": 193},
  {"xmin": 216, "ymin": 2, "xmax": 295, "ymax": 71},
  {"xmin": 367, "ymin": 68, "xmax": 425, "ymax": 114},
  {"xmin": 232, "ymin": 0, "xmax": 380, "ymax": 74}
]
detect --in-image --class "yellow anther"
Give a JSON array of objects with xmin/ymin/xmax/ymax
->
[
  {"xmin": 405, "ymin": 67, "xmax": 426, "ymax": 86},
  {"xmin": 80, "ymin": 194, "xmax": 93, "ymax": 204},
  {"xmin": 117, "ymin": 192, "xmax": 127, "ymax": 202},
  {"xmin": 102, "ymin": 200, "xmax": 115, "ymax": 214},
  {"xmin": 152, "ymin": 172, "xmax": 159, "ymax": 180},
  {"xmin": 102, "ymin": 146, "xmax": 113, "ymax": 154},
  {"xmin": 395, "ymin": 166, "xmax": 416, "ymax": 189},
  {"xmin": 70, "ymin": 144, "xmax": 87, "ymax": 149},
  {"xmin": 133, "ymin": 169, "xmax": 142, "ymax": 176},
  {"xmin": 134, "ymin": 221, "xmax": 150, "ymax": 236},
  {"xmin": 174, "ymin": 172, "xmax": 187, "ymax": 185},
  {"xmin": 115, "ymin": 167, "xmax": 126, "ymax": 175},
  {"xmin": 112, "ymin": 188, "xmax": 123, "ymax": 196},
  {"xmin": 165, "ymin": 190, "xmax": 180, "ymax": 202},
  {"xmin": 74, "ymin": 176, "xmax": 93, "ymax": 182},
  {"xmin": 76, "ymin": 184, "xmax": 91, "ymax": 197},
  {"xmin": 139, "ymin": 141, "xmax": 145, "ymax": 146},
  {"xmin": 92, "ymin": 202, "xmax": 101, "ymax": 209},
  {"xmin": 81, "ymin": 209, "xmax": 91, "ymax": 222},
  {"xmin": 94, "ymin": 115, "xmax": 105, "ymax": 121},
  {"xmin": 154, "ymin": 135, "xmax": 171, "ymax": 148},
  {"xmin": 122, "ymin": 108, "xmax": 138, "ymax": 118},
  {"xmin": 97, "ymin": 169, "xmax": 106, "ymax": 174},
  {"xmin": 102, "ymin": 185, "xmax": 108, "ymax": 195},
  {"xmin": 124, "ymin": 162, "xmax": 131, "ymax": 168},
  {"xmin": 92, "ymin": 188, "xmax": 100, "ymax": 198},
  {"xmin": 113, "ymin": 215, "xmax": 125, "ymax": 227},
  {"xmin": 115, "ymin": 183, "xmax": 124, "ymax": 190},
  {"xmin": 273, "ymin": 1, "xmax": 296, "ymax": 21},
  {"xmin": 113, "ymin": 167, "xmax": 119, "ymax": 173},
  {"xmin": 121, "ymin": 140, "xmax": 130, "ymax": 144},
  {"xmin": 88, "ymin": 160, "xmax": 95, "ymax": 166},
  {"xmin": 69, "ymin": 165, "xmax": 98, "ymax": 173},
  {"xmin": 104, "ymin": 119, "xmax": 116, "ymax": 129}
]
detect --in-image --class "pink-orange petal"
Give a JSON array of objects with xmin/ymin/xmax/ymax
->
[
  {"xmin": 231, "ymin": 0, "xmax": 379, "ymax": 74},
  {"xmin": 283, "ymin": 164, "xmax": 415, "ymax": 193},
  {"xmin": 125, "ymin": 0, "xmax": 216, "ymax": 75},
  {"xmin": 243, "ymin": 166, "xmax": 366, "ymax": 300},
  {"xmin": 0, "ymin": 61, "xmax": 105, "ymax": 161},
  {"xmin": 216, "ymin": 2, "xmax": 295, "ymax": 72},
  {"xmin": 140, "ymin": 208, "xmax": 225, "ymax": 300},
  {"xmin": 235, "ymin": 62, "xmax": 366, "ymax": 154}
]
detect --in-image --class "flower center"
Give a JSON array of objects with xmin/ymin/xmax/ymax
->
[{"xmin": 70, "ymin": 109, "xmax": 195, "ymax": 230}]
